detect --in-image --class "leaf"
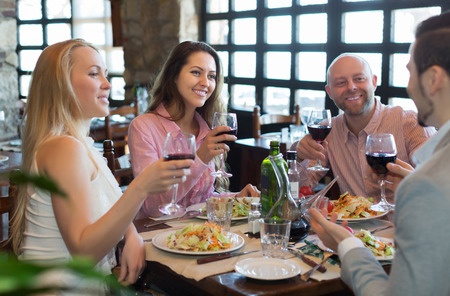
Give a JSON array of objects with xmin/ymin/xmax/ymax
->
[{"xmin": 8, "ymin": 170, "xmax": 67, "ymax": 197}]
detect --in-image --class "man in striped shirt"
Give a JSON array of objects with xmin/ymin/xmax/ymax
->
[{"xmin": 293, "ymin": 53, "xmax": 436, "ymax": 204}]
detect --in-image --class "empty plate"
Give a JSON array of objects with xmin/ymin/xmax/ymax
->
[{"xmin": 235, "ymin": 257, "xmax": 301, "ymax": 280}]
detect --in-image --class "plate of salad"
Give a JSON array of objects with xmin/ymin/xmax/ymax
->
[
  {"xmin": 152, "ymin": 222, "xmax": 245, "ymax": 255},
  {"xmin": 355, "ymin": 229, "xmax": 395, "ymax": 260},
  {"xmin": 188, "ymin": 197, "xmax": 259, "ymax": 221},
  {"xmin": 329, "ymin": 192, "xmax": 389, "ymax": 222}
]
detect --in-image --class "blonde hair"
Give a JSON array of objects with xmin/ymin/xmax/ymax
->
[{"xmin": 10, "ymin": 39, "xmax": 99, "ymax": 255}]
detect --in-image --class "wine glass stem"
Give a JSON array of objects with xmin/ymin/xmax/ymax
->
[
  {"xmin": 379, "ymin": 176, "xmax": 387, "ymax": 203},
  {"xmin": 171, "ymin": 183, "xmax": 179, "ymax": 206},
  {"xmin": 219, "ymin": 153, "xmax": 226, "ymax": 172}
]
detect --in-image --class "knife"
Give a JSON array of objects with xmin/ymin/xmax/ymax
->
[
  {"xmin": 197, "ymin": 250, "xmax": 259, "ymax": 264},
  {"xmin": 288, "ymin": 248, "xmax": 327, "ymax": 273}
]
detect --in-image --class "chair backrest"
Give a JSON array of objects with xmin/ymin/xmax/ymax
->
[
  {"xmin": 0, "ymin": 171, "xmax": 18, "ymax": 251},
  {"xmin": 105, "ymin": 104, "xmax": 138, "ymax": 156},
  {"xmin": 252, "ymin": 105, "xmax": 301, "ymax": 138},
  {"xmin": 103, "ymin": 140, "xmax": 134, "ymax": 190}
]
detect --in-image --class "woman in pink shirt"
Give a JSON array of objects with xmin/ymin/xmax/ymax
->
[{"xmin": 128, "ymin": 41, "xmax": 259, "ymax": 218}]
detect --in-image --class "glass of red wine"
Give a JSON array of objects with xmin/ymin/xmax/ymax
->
[
  {"xmin": 365, "ymin": 133, "xmax": 397, "ymax": 211},
  {"xmin": 306, "ymin": 109, "xmax": 332, "ymax": 171},
  {"xmin": 159, "ymin": 131, "xmax": 196, "ymax": 216},
  {"xmin": 210, "ymin": 112, "xmax": 237, "ymax": 178}
]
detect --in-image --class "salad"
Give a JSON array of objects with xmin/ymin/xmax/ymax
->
[
  {"xmin": 166, "ymin": 222, "xmax": 232, "ymax": 252},
  {"xmin": 355, "ymin": 229, "xmax": 395, "ymax": 257},
  {"xmin": 199, "ymin": 197, "xmax": 256, "ymax": 218},
  {"xmin": 331, "ymin": 192, "xmax": 379, "ymax": 219}
]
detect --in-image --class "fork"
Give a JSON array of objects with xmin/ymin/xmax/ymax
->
[{"xmin": 300, "ymin": 250, "xmax": 334, "ymax": 281}]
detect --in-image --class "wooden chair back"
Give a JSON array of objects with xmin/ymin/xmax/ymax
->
[
  {"xmin": 105, "ymin": 104, "xmax": 138, "ymax": 156},
  {"xmin": 0, "ymin": 171, "xmax": 18, "ymax": 251},
  {"xmin": 103, "ymin": 140, "xmax": 134, "ymax": 190},
  {"xmin": 252, "ymin": 105, "xmax": 301, "ymax": 139}
]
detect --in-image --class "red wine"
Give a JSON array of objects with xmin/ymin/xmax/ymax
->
[
  {"xmin": 307, "ymin": 125, "xmax": 332, "ymax": 142},
  {"xmin": 216, "ymin": 129, "xmax": 238, "ymax": 137},
  {"xmin": 164, "ymin": 153, "xmax": 195, "ymax": 161},
  {"xmin": 366, "ymin": 153, "xmax": 397, "ymax": 175},
  {"xmin": 290, "ymin": 218, "xmax": 311, "ymax": 242}
]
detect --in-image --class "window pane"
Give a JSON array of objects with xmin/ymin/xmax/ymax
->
[
  {"xmin": 231, "ymin": 84, "xmax": 256, "ymax": 110},
  {"xmin": 267, "ymin": 0, "xmax": 292, "ymax": 8},
  {"xmin": 72, "ymin": 0, "xmax": 105, "ymax": 18},
  {"xmin": 233, "ymin": 18, "xmax": 256, "ymax": 45},
  {"xmin": 207, "ymin": 0, "xmax": 228, "ymax": 13},
  {"xmin": 19, "ymin": 50, "xmax": 42, "ymax": 71},
  {"xmin": 343, "ymin": 11, "xmax": 383, "ymax": 44},
  {"xmin": 295, "ymin": 89, "xmax": 326, "ymax": 124},
  {"xmin": 298, "ymin": 13, "xmax": 327, "ymax": 44},
  {"xmin": 299, "ymin": 0, "xmax": 327, "ymax": 5},
  {"xmin": 265, "ymin": 87, "xmax": 290, "ymax": 115},
  {"xmin": 233, "ymin": 0, "xmax": 256, "ymax": 11},
  {"xmin": 110, "ymin": 77, "xmax": 125, "ymax": 101},
  {"xmin": 390, "ymin": 53, "xmax": 409, "ymax": 87},
  {"xmin": 46, "ymin": 0, "xmax": 71, "ymax": 19},
  {"xmin": 265, "ymin": 52, "xmax": 291, "ymax": 80},
  {"xmin": 20, "ymin": 75, "xmax": 32, "ymax": 97},
  {"xmin": 18, "ymin": 0, "xmax": 42, "ymax": 20},
  {"xmin": 19, "ymin": 25, "xmax": 43, "ymax": 46},
  {"xmin": 266, "ymin": 16, "xmax": 291, "ymax": 44},
  {"xmin": 74, "ymin": 23, "xmax": 106, "ymax": 45},
  {"xmin": 217, "ymin": 51, "xmax": 229, "ymax": 77},
  {"xmin": 391, "ymin": 7, "xmax": 441, "ymax": 43},
  {"xmin": 352, "ymin": 52, "xmax": 382, "ymax": 86},
  {"xmin": 47, "ymin": 23, "xmax": 72, "ymax": 45},
  {"xmin": 108, "ymin": 48, "xmax": 125, "ymax": 73},
  {"xmin": 297, "ymin": 52, "xmax": 326, "ymax": 82},
  {"xmin": 389, "ymin": 97, "xmax": 417, "ymax": 112},
  {"xmin": 233, "ymin": 52, "xmax": 256, "ymax": 78},
  {"xmin": 343, "ymin": 0, "xmax": 379, "ymax": 2},
  {"xmin": 207, "ymin": 20, "xmax": 229, "ymax": 45}
]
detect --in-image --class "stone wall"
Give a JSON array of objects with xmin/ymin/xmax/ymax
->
[
  {"xmin": 120, "ymin": 0, "xmax": 200, "ymax": 102},
  {"xmin": 0, "ymin": 0, "xmax": 18, "ymax": 139}
]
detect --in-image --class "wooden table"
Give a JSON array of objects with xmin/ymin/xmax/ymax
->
[
  {"xmin": 0, "ymin": 151, "xmax": 22, "ymax": 176},
  {"xmin": 134, "ymin": 218, "xmax": 356, "ymax": 296}
]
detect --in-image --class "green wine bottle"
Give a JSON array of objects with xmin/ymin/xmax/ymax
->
[{"xmin": 260, "ymin": 141, "xmax": 287, "ymax": 216}]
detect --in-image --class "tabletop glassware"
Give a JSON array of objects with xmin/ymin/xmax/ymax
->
[
  {"xmin": 365, "ymin": 133, "xmax": 397, "ymax": 211},
  {"xmin": 210, "ymin": 112, "xmax": 237, "ymax": 178},
  {"xmin": 306, "ymin": 109, "xmax": 332, "ymax": 171},
  {"xmin": 158, "ymin": 131, "xmax": 196, "ymax": 216}
]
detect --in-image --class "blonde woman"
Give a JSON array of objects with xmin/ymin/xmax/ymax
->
[
  {"xmin": 128, "ymin": 41, "xmax": 259, "ymax": 218},
  {"xmin": 9, "ymin": 39, "xmax": 193, "ymax": 294}
]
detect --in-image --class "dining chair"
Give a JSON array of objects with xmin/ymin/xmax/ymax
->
[
  {"xmin": 103, "ymin": 140, "xmax": 134, "ymax": 191},
  {"xmin": 0, "ymin": 170, "xmax": 18, "ymax": 252},
  {"xmin": 105, "ymin": 104, "xmax": 139, "ymax": 157},
  {"xmin": 252, "ymin": 104, "xmax": 301, "ymax": 139}
]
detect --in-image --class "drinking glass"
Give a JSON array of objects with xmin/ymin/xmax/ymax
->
[
  {"xmin": 300, "ymin": 107, "xmax": 314, "ymax": 127},
  {"xmin": 365, "ymin": 133, "xmax": 397, "ymax": 211},
  {"xmin": 307, "ymin": 109, "xmax": 332, "ymax": 171},
  {"xmin": 210, "ymin": 112, "xmax": 237, "ymax": 178},
  {"xmin": 158, "ymin": 131, "xmax": 196, "ymax": 216}
]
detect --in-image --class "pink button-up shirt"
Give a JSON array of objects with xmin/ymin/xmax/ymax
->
[
  {"xmin": 128, "ymin": 105, "xmax": 221, "ymax": 218},
  {"xmin": 301, "ymin": 99, "xmax": 436, "ymax": 202}
]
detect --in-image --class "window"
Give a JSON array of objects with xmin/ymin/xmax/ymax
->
[
  {"xmin": 201, "ymin": 0, "xmax": 449, "ymax": 116},
  {"xmin": 17, "ymin": 0, "xmax": 125, "ymax": 103}
]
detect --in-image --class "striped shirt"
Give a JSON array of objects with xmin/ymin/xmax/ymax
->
[{"xmin": 300, "ymin": 99, "xmax": 436, "ymax": 202}]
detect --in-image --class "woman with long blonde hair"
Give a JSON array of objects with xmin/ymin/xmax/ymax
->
[{"xmin": 9, "ymin": 39, "xmax": 193, "ymax": 294}]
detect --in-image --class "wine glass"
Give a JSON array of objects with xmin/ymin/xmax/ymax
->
[
  {"xmin": 210, "ymin": 112, "xmax": 237, "ymax": 178},
  {"xmin": 300, "ymin": 107, "xmax": 314, "ymax": 127},
  {"xmin": 365, "ymin": 133, "xmax": 397, "ymax": 211},
  {"xmin": 306, "ymin": 109, "xmax": 332, "ymax": 171},
  {"xmin": 158, "ymin": 131, "xmax": 196, "ymax": 216}
]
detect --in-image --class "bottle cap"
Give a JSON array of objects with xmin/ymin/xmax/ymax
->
[{"xmin": 287, "ymin": 150, "xmax": 296, "ymax": 160}]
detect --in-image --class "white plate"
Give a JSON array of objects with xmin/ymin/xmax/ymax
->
[
  {"xmin": 188, "ymin": 197, "xmax": 259, "ymax": 221},
  {"xmin": 334, "ymin": 210, "xmax": 389, "ymax": 223},
  {"xmin": 0, "ymin": 155, "xmax": 9, "ymax": 163},
  {"xmin": 152, "ymin": 229, "xmax": 245, "ymax": 255},
  {"xmin": 235, "ymin": 257, "xmax": 301, "ymax": 280}
]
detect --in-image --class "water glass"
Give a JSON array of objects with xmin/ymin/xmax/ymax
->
[
  {"xmin": 206, "ymin": 197, "xmax": 234, "ymax": 231},
  {"xmin": 290, "ymin": 124, "xmax": 306, "ymax": 143},
  {"xmin": 259, "ymin": 218, "xmax": 291, "ymax": 259}
]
